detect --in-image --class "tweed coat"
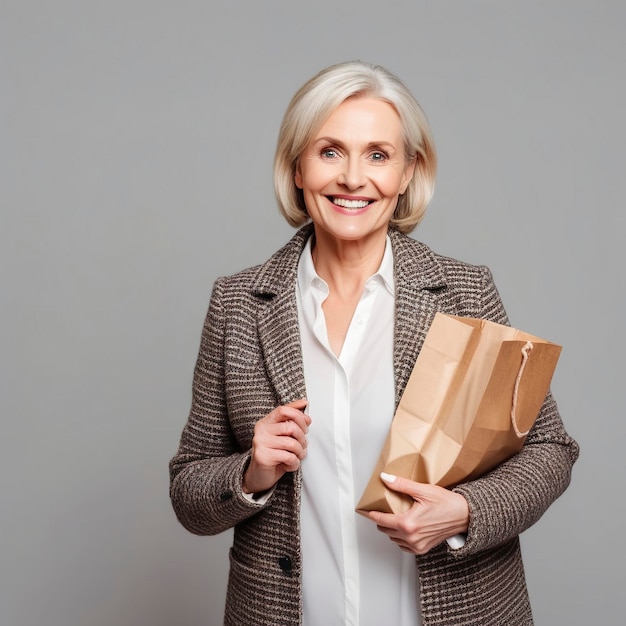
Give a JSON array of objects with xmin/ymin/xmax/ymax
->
[{"xmin": 169, "ymin": 223, "xmax": 579, "ymax": 626}]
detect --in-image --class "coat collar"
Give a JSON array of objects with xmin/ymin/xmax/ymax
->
[
  {"xmin": 250, "ymin": 224, "xmax": 314, "ymax": 299},
  {"xmin": 251, "ymin": 223, "xmax": 448, "ymax": 406},
  {"xmin": 250, "ymin": 223, "xmax": 447, "ymax": 296}
]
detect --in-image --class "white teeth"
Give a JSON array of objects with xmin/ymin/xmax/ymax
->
[{"xmin": 332, "ymin": 197, "xmax": 370, "ymax": 209}]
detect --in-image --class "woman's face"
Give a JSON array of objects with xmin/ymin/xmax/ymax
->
[{"xmin": 295, "ymin": 97, "xmax": 415, "ymax": 246}]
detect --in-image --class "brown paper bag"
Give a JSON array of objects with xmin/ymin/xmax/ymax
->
[{"xmin": 356, "ymin": 313, "xmax": 562, "ymax": 514}]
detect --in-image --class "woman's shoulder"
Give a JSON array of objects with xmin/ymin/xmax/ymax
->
[
  {"xmin": 390, "ymin": 229, "xmax": 494, "ymax": 289},
  {"xmin": 212, "ymin": 224, "xmax": 313, "ymax": 299},
  {"xmin": 213, "ymin": 263, "xmax": 264, "ymax": 290},
  {"xmin": 392, "ymin": 231, "xmax": 509, "ymax": 322}
]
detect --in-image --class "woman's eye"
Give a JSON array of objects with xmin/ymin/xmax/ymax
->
[
  {"xmin": 321, "ymin": 148, "xmax": 338, "ymax": 159},
  {"xmin": 370, "ymin": 151, "xmax": 387, "ymax": 162}
]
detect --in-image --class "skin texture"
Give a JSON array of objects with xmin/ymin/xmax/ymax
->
[{"xmin": 243, "ymin": 96, "xmax": 469, "ymax": 553}]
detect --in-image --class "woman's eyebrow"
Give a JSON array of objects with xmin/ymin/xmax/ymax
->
[{"xmin": 312, "ymin": 137, "xmax": 398, "ymax": 150}]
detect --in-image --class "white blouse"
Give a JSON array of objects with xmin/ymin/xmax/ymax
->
[{"xmin": 297, "ymin": 236, "xmax": 421, "ymax": 626}]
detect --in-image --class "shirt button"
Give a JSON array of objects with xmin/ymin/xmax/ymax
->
[{"xmin": 219, "ymin": 490, "xmax": 233, "ymax": 502}]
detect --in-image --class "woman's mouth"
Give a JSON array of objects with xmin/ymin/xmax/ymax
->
[{"xmin": 329, "ymin": 197, "xmax": 372, "ymax": 209}]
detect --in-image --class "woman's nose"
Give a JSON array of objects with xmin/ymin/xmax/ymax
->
[{"xmin": 337, "ymin": 158, "xmax": 365, "ymax": 190}]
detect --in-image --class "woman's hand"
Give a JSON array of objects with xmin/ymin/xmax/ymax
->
[
  {"xmin": 365, "ymin": 473, "xmax": 470, "ymax": 555},
  {"xmin": 242, "ymin": 398, "xmax": 310, "ymax": 495}
]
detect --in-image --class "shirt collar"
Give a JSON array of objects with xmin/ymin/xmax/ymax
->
[{"xmin": 297, "ymin": 235, "xmax": 395, "ymax": 297}]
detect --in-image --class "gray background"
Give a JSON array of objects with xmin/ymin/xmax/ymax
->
[{"xmin": 1, "ymin": 1, "xmax": 624, "ymax": 625}]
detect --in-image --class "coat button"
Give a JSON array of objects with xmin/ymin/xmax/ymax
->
[
  {"xmin": 278, "ymin": 556, "xmax": 292, "ymax": 574},
  {"xmin": 219, "ymin": 490, "xmax": 233, "ymax": 502}
]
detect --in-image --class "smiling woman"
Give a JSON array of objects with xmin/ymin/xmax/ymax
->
[
  {"xmin": 274, "ymin": 61, "xmax": 437, "ymax": 234},
  {"xmin": 169, "ymin": 61, "xmax": 578, "ymax": 626},
  {"xmin": 295, "ymin": 98, "xmax": 415, "ymax": 249},
  {"xmin": 292, "ymin": 97, "xmax": 417, "ymax": 356}
]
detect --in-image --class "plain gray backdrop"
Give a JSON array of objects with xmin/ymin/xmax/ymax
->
[{"xmin": 2, "ymin": 1, "xmax": 624, "ymax": 624}]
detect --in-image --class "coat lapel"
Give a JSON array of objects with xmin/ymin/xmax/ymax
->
[
  {"xmin": 389, "ymin": 229, "xmax": 447, "ymax": 407},
  {"xmin": 252, "ymin": 225, "xmax": 313, "ymax": 405},
  {"xmin": 256, "ymin": 287, "xmax": 308, "ymax": 404}
]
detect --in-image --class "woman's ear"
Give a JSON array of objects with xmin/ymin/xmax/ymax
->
[
  {"xmin": 401, "ymin": 155, "xmax": 417, "ymax": 194},
  {"xmin": 294, "ymin": 161, "xmax": 303, "ymax": 189}
]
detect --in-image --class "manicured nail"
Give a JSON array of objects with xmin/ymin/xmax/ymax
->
[{"xmin": 380, "ymin": 472, "xmax": 397, "ymax": 483}]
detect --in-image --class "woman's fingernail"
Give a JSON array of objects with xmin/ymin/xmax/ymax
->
[{"xmin": 380, "ymin": 472, "xmax": 397, "ymax": 483}]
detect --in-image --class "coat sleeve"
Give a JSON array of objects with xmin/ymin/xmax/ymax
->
[
  {"xmin": 450, "ymin": 266, "xmax": 580, "ymax": 556},
  {"xmin": 169, "ymin": 278, "xmax": 270, "ymax": 535}
]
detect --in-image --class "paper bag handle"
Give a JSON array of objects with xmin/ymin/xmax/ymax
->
[{"xmin": 511, "ymin": 341, "xmax": 534, "ymax": 438}]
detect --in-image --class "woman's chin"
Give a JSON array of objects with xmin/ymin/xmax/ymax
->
[{"xmin": 313, "ymin": 219, "xmax": 389, "ymax": 244}]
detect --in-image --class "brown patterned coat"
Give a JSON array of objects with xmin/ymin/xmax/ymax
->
[{"xmin": 170, "ymin": 224, "xmax": 579, "ymax": 625}]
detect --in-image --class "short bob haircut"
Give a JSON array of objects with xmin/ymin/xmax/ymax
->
[{"xmin": 274, "ymin": 61, "xmax": 437, "ymax": 234}]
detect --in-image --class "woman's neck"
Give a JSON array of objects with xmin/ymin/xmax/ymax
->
[{"xmin": 310, "ymin": 229, "xmax": 387, "ymax": 299}]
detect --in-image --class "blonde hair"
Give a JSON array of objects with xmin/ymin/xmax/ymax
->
[{"xmin": 274, "ymin": 61, "xmax": 437, "ymax": 233}]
